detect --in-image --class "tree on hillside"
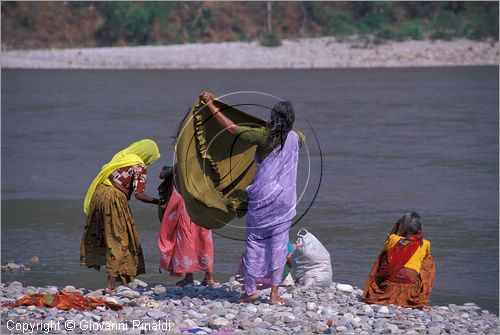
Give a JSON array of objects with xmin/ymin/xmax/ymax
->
[{"xmin": 261, "ymin": 1, "xmax": 281, "ymax": 46}]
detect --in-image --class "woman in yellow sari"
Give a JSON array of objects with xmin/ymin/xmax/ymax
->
[{"xmin": 81, "ymin": 139, "xmax": 161, "ymax": 293}]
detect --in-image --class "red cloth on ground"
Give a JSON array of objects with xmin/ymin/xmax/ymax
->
[
  {"xmin": 2, "ymin": 291, "xmax": 122, "ymax": 311},
  {"xmin": 158, "ymin": 188, "xmax": 214, "ymax": 275}
]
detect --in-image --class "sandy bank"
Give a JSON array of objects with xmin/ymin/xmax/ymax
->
[{"xmin": 1, "ymin": 37, "xmax": 498, "ymax": 69}]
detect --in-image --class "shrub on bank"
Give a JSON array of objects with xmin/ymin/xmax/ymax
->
[
  {"xmin": 260, "ymin": 32, "xmax": 282, "ymax": 47},
  {"xmin": 397, "ymin": 20, "xmax": 423, "ymax": 40}
]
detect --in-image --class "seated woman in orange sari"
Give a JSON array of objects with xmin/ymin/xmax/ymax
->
[{"xmin": 362, "ymin": 211, "xmax": 435, "ymax": 308}]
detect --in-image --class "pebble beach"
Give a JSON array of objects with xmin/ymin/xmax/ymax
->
[
  {"xmin": 1, "ymin": 37, "xmax": 498, "ymax": 69},
  {"xmin": 1, "ymin": 279, "xmax": 498, "ymax": 334}
]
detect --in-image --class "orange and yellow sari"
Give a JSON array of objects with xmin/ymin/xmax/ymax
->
[{"xmin": 362, "ymin": 221, "xmax": 435, "ymax": 308}]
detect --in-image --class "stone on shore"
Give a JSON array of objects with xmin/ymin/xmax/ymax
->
[
  {"xmin": 1, "ymin": 262, "xmax": 31, "ymax": 272},
  {"xmin": 209, "ymin": 317, "xmax": 232, "ymax": 331},
  {"xmin": 336, "ymin": 283, "xmax": 354, "ymax": 292}
]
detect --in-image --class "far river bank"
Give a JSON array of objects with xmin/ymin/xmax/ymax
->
[{"xmin": 1, "ymin": 37, "xmax": 498, "ymax": 69}]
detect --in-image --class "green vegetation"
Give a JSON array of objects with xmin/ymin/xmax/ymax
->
[
  {"xmin": 303, "ymin": 1, "xmax": 498, "ymax": 43},
  {"xmin": 260, "ymin": 32, "xmax": 282, "ymax": 47},
  {"xmin": 93, "ymin": 1, "xmax": 236, "ymax": 46},
  {"xmin": 95, "ymin": 2, "xmax": 176, "ymax": 45},
  {"xmin": 1, "ymin": 1, "xmax": 498, "ymax": 50}
]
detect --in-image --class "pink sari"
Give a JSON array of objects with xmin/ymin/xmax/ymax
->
[{"xmin": 158, "ymin": 188, "xmax": 214, "ymax": 275}]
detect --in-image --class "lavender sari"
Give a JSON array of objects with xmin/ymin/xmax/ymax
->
[{"xmin": 242, "ymin": 131, "xmax": 300, "ymax": 294}]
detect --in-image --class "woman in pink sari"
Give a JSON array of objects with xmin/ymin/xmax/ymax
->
[{"xmin": 157, "ymin": 171, "xmax": 216, "ymax": 286}]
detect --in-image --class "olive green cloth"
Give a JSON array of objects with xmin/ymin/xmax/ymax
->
[
  {"xmin": 234, "ymin": 125, "xmax": 306, "ymax": 162},
  {"xmin": 174, "ymin": 98, "xmax": 267, "ymax": 229}
]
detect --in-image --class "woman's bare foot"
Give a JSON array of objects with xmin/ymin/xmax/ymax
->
[
  {"xmin": 201, "ymin": 279, "xmax": 220, "ymax": 286},
  {"xmin": 175, "ymin": 278, "xmax": 194, "ymax": 287},
  {"xmin": 105, "ymin": 276, "xmax": 116, "ymax": 294},
  {"xmin": 269, "ymin": 285, "xmax": 285, "ymax": 304},
  {"xmin": 201, "ymin": 272, "xmax": 219, "ymax": 286},
  {"xmin": 176, "ymin": 273, "xmax": 194, "ymax": 287},
  {"xmin": 103, "ymin": 287, "xmax": 115, "ymax": 295},
  {"xmin": 237, "ymin": 293, "xmax": 258, "ymax": 303},
  {"xmin": 270, "ymin": 296, "xmax": 285, "ymax": 305}
]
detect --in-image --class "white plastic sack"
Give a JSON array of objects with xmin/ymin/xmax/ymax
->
[{"xmin": 292, "ymin": 229, "xmax": 332, "ymax": 287}]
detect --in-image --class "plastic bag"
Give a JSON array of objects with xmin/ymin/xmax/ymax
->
[{"xmin": 292, "ymin": 229, "xmax": 333, "ymax": 287}]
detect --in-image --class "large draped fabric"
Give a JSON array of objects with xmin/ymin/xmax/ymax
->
[{"xmin": 174, "ymin": 98, "xmax": 266, "ymax": 229}]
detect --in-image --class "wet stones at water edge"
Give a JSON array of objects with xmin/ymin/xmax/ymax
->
[
  {"xmin": 1, "ymin": 262, "xmax": 31, "ymax": 272},
  {"xmin": 1, "ymin": 257, "xmax": 40, "ymax": 273},
  {"xmin": 1, "ymin": 280, "xmax": 498, "ymax": 334}
]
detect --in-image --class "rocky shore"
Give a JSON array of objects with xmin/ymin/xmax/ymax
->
[
  {"xmin": 1, "ymin": 280, "xmax": 498, "ymax": 334},
  {"xmin": 1, "ymin": 37, "xmax": 498, "ymax": 69}
]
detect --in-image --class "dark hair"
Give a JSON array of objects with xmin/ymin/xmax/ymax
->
[
  {"xmin": 402, "ymin": 211, "xmax": 423, "ymax": 236},
  {"xmin": 162, "ymin": 166, "xmax": 173, "ymax": 174},
  {"xmin": 265, "ymin": 101, "xmax": 295, "ymax": 150}
]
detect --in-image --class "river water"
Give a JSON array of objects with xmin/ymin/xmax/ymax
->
[{"xmin": 1, "ymin": 67, "xmax": 498, "ymax": 314}]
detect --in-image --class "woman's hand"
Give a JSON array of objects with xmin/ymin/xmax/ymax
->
[
  {"xmin": 199, "ymin": 91, "xmax": 215, "ymax": 103},
  {"xmin": 198, "ymin": 91, "xmax": 237, "ymax": 134}
]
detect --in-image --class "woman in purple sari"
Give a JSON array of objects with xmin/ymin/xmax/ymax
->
[{"xmin": 200, "ymin": 92, "xmax": 304, "ymax": 304}]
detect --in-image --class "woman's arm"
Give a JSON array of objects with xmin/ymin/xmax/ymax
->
[
  {"xmin": 286, "ymin": 253, "xmax": 293, "ymax": 268},
  {"xmin": 200, "ymin": 91, "xmax": 237, "ymax": 135},
  {"xmin": 135, "ymin": 192, "xmax": 159, "ymax": 204},
  {"xmin": 135, "ymin": 193, "xmax": 159, "ymax": 205}
]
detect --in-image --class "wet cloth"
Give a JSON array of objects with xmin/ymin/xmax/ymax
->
[
  {"xmin": 242, "ymin": 130, "xmax": 300, "ymax": 294},
  {"xmin": 80, "ymin": 185, "xmax": 145, "ymax": 284},
  {"xmin": 174, "ymin": 98, "xmax": 266, "ymax": 229},
  {"xmin": 2, "ymin": 291, "xmax": 122, "ymax": 311},
  {"xmin": 158, "ymin": 188, "xmax": 214, "ymax": 275}
]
